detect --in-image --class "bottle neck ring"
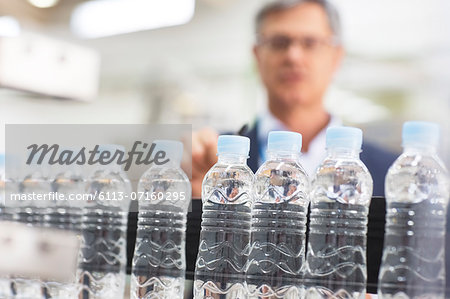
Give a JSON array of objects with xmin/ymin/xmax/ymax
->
[
  {"xmin": 326, "ymin": 147, "xmax": 361, "ymax": 158},
  {"xmin": 403, "ymin": 144, "xmax": 437, "ymax": 154},
  {"xmin": 266, "ymin": 151, "xmax": 301, "ymax": 161},
  {"xmin": 217, "ymin": 153, "xmax": 248, "ymax": 164}
]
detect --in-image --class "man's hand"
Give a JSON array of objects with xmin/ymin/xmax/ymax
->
[{"xmin": 189, "ymin": 128, "xmax": 219, "ymax": 198}]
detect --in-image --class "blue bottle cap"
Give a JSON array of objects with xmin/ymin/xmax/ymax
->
[
  {"xmin": 217, "ymin": 135, "xmax": 250, "ymax": 156},
  {"xmin": 153, "ymin": 140, "xmax": 183, "ymax": 166},
  {"xmin": 267, "ymin": 131, "xmax": 302, "ymax": 153},
  {"xmin": 402, "ymin": 121, "xmax": 439, "ymax": 148},
  {"xmin": 326, "ymin": 126, "xmax": 363, "ymax": 150}
]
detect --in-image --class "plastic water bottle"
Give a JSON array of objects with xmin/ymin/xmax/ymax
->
[
  {"xmin": 246, "ymin": 131, "xmax": 309, "ymax": 298},
  {"xmin": 42, "ymin": 163, "xmax": 84, "ymax": 298},
  {"xmin": 378, "ymin": 121, "xmax": 449, "ymax": 299},
  {"xmin": 131, "ymin": 140, "xmax": 191, "ymax": 299},
  {"xmin": 48, "ymin": 163, "xmax": 84, "ymax": 232},
  {"xmin": 78, "ymin": 145, "xmax": 131, "ymax": 299},
  {"xmin": 16, "ymin": 157, "xmax": 52, "ymax": 227},
  {"xmin": 194, "ymin": 135, "xmax": 254, "ymax": 298},
  {"xmin": 305, "ymin": 126, "xmax": 373, "ymax": 298},
  {"xmin": 0, "ymin": 155, "xmax": 26, "ymax": 299},
  {"xmin": 13, "ymin": 156, "xmax": 53, "ymax": 298}
]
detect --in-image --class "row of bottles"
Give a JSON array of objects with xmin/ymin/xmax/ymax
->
[
  {"xmin": 0, "ymin": 152, "xmax": 84, "ymax": 298},
  {"xmin": 193, "ymin": 128, "xmax": 371, "ymax": 298},
  {"xmin": 0, "ymin": 121, "xmax": 448, "ymax": 298},
  {"xmin": 194, "ymin": 121, "xmax": 449, "ymax": 299},
  {"xmin": 0, "ymin": 145, "xmax": 131, "ymax": 299},
  {"xmin": 0, "ymin": 141, "xmax": 192, "ymax": 299}
]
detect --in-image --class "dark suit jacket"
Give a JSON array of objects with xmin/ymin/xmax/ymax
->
[{"xmin": 242, "ymin": 120, "xmax": 398, "ymax": 197}]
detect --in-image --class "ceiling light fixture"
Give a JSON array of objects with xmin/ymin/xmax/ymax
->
[
  {"xmin": 71, "ymin": 0, "xmax": 195, "ymax": 39},
  {"xmin": 27, "ymin": 0, "xmax": 60, "ymax": 9}
]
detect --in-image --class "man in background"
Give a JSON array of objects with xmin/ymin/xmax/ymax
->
[{"xmin": 191, "ymin": 0, "xmax": 396, "ymax": 197}]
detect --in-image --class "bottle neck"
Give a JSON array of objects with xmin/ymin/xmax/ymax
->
[
  {"xmin": 326, "ymin": 147, "xmax": 360, "ymax": 159},
  {"xmin": 266, "ymin": 151, "xmax": 300, "ymax": 161},
  {"xmin": 403, "ymin": 144, "xmax": 436, "ymax": 155},
  {"xmin": 217, "ymin": 153, "xmax": 248, "ymax": 165},
  {"xmin": 94, "ymin": 164, "xmax": 123, "ymax": 174}
]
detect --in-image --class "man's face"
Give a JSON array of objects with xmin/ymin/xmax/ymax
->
[{"xmin": 254, "ymin": 3, "xmax": 343, "ymax": 108}]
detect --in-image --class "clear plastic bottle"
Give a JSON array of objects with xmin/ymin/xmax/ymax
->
[
  {"xmin": 305, "ymin": 126, "xmax": 373, "ymax": 298},
  {"xmin": 16, "ymin": 157, "xmax": 52, "ymax": 227},
  {"xmin": 194, "ymin": 135, "xmax": 254, "ymax": 299},
  {"xmin": 77, "ymin": 145, "xmax": 131, "ymax": 299},
  {"xmin": 246, "ymin": 131, "xmax": 309, "ymax": 298},
  {"xmin": 42, "ymin": 162, "xmax": 85, "ymax": 298},
  {"xmin": 0, "ymin": 155, "xmax": 28, "ymax": 297},
  {"xmin": 131, "ymin": 140, "xmax": 191, "ymax": 299},
  {"xmin": 13, "ymin": 156, "xmax": 53, "ymax": 298},
  {"xmin": 48, "ymin": 163, "xmax": 84, "ymax": 232},
  {"xmin": 378, "ymin": 121, "xmax": 449, "ymax": 299}
]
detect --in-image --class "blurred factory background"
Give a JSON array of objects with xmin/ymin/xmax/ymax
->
[{"xmin": 0, "ymin": 0, "xmax": 449, "ymax": 165}]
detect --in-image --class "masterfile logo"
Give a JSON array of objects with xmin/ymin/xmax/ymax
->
[
  {"xmin": 5, "ymin": 124, "xmax": 192, "ymax": 182},
  {"xmin": 26, "ymin": 141, "xmax": 170, "ymax": 171}
]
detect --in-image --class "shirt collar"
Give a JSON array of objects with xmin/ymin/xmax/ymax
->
[
  {"xmin": 258, "ymin": 109, "xmax": 287, "ymax": 143},
  {"xmin": 300, "ymin": 115, "xmax": 341, "ymax": 176},
  {"xmin": 257, "ymin": 110, "xmax": 287, "ymax": 163}
]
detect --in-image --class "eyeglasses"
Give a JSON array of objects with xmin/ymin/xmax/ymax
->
[{"xmin": 258, "ymin": 35, "xmax": 338, "ymax": 53}]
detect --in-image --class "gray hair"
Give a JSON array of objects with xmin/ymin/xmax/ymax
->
[{"xmin": 255, "ymin": 0, "xmax": 342, "ymax": 43}]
